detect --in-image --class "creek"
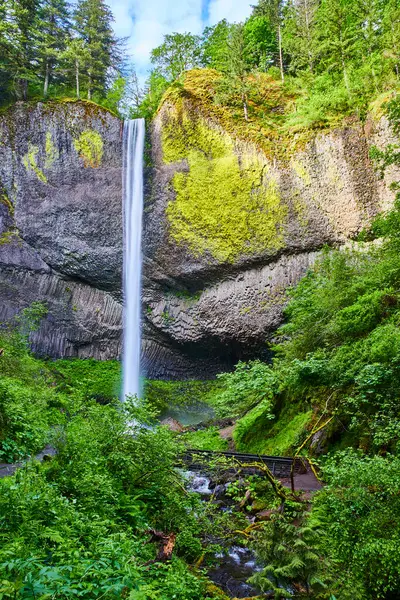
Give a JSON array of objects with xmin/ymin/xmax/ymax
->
[{"xmin": 185, "ymin": 469, "xmax": 263, "ymax": 598}]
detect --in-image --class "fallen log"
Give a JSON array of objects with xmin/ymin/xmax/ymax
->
[{"xmin": 146, "ymin": 529, "xmax": 176, "ymax": 563}]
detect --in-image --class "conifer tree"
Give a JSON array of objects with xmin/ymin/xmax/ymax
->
[
  {"xmin": 0, "ymin": 0, "xmax": 14, "ymax": 99},
  {"xmin": 74, "ymin": 0, "xmax": 118, "ymax": 99},
  {"xmin": 7, "ymin": 0, "xmax": 40, "ymax": 99},
  {"xmin": 314, "ymin": 0, "xmax": 360, "ymax": 98},
  {"xmin": 354, "ymin": 0, "xmax": 384, "ymax": 90},
  {"xmin": 37, "ymin": 0, "xmax": 70, "ymax": 96},
  {"xmin": 216, "ymin": 24, "xmax": 252, "ymax": 121},
  {"xmin": 282, "ymin": 0, "xmax": 319, "ymax": 73},
  {"xmin": 382, "ymin": 0, "xmax": 400, "ymax": 80},
  {"xmin": 61, "ymin": 37, "xmax": 90, "ymax": 98},
  {"xmin": 252, "ymin": 0, "xmax": 285, "ymax": 81}
]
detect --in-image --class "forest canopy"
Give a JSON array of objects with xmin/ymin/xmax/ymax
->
[{"xmin": 1, "ymin": 0, "xmax": 399, "ymax": 123}]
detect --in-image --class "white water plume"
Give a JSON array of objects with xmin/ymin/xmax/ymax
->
[{"xmin": 122, "ymin": 119, "xmax": 145, "ymax": 401}]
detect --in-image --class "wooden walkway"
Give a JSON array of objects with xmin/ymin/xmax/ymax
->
[
  {"xmin": 182, "ymin": 449, "xmax": 322, "ymax": 491},
  {"xmin": 182, "ymin": 449, "xmax": 308, "ymax": 477}
]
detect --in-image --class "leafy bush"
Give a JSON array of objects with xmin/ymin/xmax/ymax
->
[
  {"xmin": 0, "ymin": 399, "xmax": 211, "ymax": 599},
  {"xmin": 212, "ymin": 360, "xmax": 277, "ymax": 419},
  {"xmin": 144, "ymin": 379, "xmax": 220, "ymax": 415},
  {"xmin": 314, "ymin": 451, "xmax": 400, "ymax": 600},
  {"xmin": 179, "ymin": 427, "xmax": 228, "ymax": 451},
  {"xmin": 52, "ymin": 358, "xmax": 121, "ymax": 403}
]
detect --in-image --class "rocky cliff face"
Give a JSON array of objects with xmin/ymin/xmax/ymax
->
[
  {"xmin": 0, "ymin": 97, "xmax": 398, "ymax": 377},
  {"xmin": 142, "ymin": 94, "xmax": 399, "ymax": 377},
  {"xmin": 0, "ymin": 101, "xmax": 123, "ymax": 359}
]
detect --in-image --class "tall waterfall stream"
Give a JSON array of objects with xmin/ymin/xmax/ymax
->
[{"xmin": 122, "ymin": 119, "xmax": 145, "ymax": 400}]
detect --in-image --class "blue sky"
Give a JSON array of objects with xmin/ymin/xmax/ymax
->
[{"xmin": 108, "ymin": 0, "xmax": 254, "ymax": 86}]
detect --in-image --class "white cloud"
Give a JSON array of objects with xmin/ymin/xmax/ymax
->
[
  {"xmin": 208, "ymin": 0, "xmax": 253, "ymax": 25},
  {"xmin": 107, "ymin": 0, "xmax": 254, "ymax": 86}
]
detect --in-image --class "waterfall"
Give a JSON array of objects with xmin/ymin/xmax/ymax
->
[{"xmin": 122, "ymin": 118, "xmax": 145, "ymax": 401}]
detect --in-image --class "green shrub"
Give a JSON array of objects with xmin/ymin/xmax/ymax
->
[
  {"xmin": 212, "ymin": 360, "xmax": 277, "ymax": 419},
  {"xmin": 314, "ymin": 451, "xmax": 400, "ymax": 600},
  {"xmin": 179, "ymin": 427, "xmax": 228, "ymax": 451}
]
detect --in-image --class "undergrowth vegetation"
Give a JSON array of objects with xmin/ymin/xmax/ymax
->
[{"xmin": 0, "ymin": 314, "xmax": 226, "ymax": 599}]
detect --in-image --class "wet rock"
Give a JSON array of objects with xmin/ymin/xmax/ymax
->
[{"xmin": 160, "ymin": 417, "xmax": 184, "ymax": 432}]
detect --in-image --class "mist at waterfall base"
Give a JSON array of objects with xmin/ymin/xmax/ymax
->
[{"xmin": 122, "ymin": 119, "xmax": 145, "ymax": 401}]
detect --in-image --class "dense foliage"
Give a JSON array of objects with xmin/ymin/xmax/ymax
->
[
  {"xmin": 2, "ymin": 0, "xmax": 398, "ymax": 123},
  {"xmin": 0, "ymin": 315, "xmax": 224, "ymax": 599},
  {"xmin": 0, "ymin": 0, "xmax": 122, "ymax": 107},
  {"xmin": 135, "ymin": 0, "xmax": 400, "ymax": 125}
]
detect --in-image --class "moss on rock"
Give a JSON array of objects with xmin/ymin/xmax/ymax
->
[
  {"xmin": 73, "ymin": 129, "xmax": 103, "ymax": 168},
  {"xmin": 45, "ymin": 131, "xmax": 58, "ymax": 169},
  {"xmin": 162, "ymin": 102, "xmax": 288, "ymax": 262},
  {"xmin": 22, "ymin": 144, "xmax": 47, "ymax": 183}
]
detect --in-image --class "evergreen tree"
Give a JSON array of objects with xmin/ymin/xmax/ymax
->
[
  {"xmin": 354, "ymin": 0, "xmax": 384, "ymax": 91},
  {"xmin": 74, "ymin": 0, "xmax": 118, "ymax": 99},
  {"xmin": 61, "ymin": 36, "xmax": 90, "ymax": 97},
  {"xmin": 37, "ymin": 0, "xmax": 70, "ymax": 96},
  {"xmin": 252, "ymin": 0, "xmax": 286, "ymax": 81},
  {"xmin": 135, "ymin": 68, "xmax": 169, "ymax": 118},
  {"xmin": 0, "ymin": 0, "xmax": 14, "ymax": 100},
  {"xmin": 282, "ymin": 0, "xmax": 319, "ymax": 73},
  {"xmin": 382, "ymin": 0, "xmax": 400, "ymax": 80},
  {"xmin": 314, "ymin": 0, "xmax": 360, "ymax": 98},
  {"xmin": 7, "ymin": 0, "xmax": 40, "ymax": 99},
  {"xmin": 216, "ymin": 24, "xmax": 252, "ymax": 121}
]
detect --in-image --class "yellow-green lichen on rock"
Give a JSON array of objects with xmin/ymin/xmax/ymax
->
[
  {"xmin": 0, "ymin": 229, "xmax": 21, "ymax": 246},
  {"xmin": 45, "ymin": 131, "xmax": 58, "ymax": 169},
  {"xmin": 0, "ymin": 187, "xmax": 14, "ymax": 216},
  {"xmin": 22, "ymin": 144, "xmax": 47, "ymax": 183},
  {"xmin": 162, "ymin": 102, "xmax": 288, "ymax": 262},
  {"xmin": 73, "ymin": 129, "xmax": 103, "ymax": 168}
]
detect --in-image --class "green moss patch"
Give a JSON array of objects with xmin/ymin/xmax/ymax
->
[
  {"xmin": 234, "ymin": 401, "xmax": 313, "ymax": 456},
  {"xmin": 73, "ymin": 129, "xmax": 103, "ymax": 168},
  {"xmin": 159, "ymin": 70, "xmax": 317, "ymax": 161},
  {"xmin": 162, "ymin": 101, "xmax": 288, "ymax": 262}
]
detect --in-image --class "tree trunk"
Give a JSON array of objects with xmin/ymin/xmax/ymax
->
[
  {"xmin": 278, "ymin": 24, "xmax": 284, "ymax": 83},
  {"xmin": 341, "ymin": 56, "xmax": 351, "ymax": 98},
  {"xmin": 75, "ymin": 60, "xmax": 80, "ymax": 98},
  {"xmin": 88, "ymin": 71, "xmax": 92, "ymax": 100},
  {"xmin": 304, "ymin": 0, "xmax": 314, "ymax": 72},
  {"xmin": 44, "ymin": 60, "xmax": 49, "ymax": 97},
  {"xmin": 242, "ymin": 93, "xmax": 249, "ymax": 121},
  {"xmin": 18, "ymin": 78, "xmax": 28, "ymax": 101}
]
